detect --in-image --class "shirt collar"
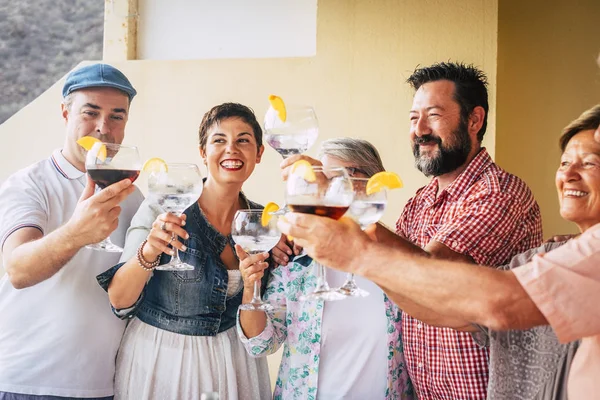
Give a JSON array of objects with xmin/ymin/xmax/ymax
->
[
  {"xmin": 443, "ymin": 148, "xmax": 492, "ymax": 200},
  {"xmin": 422, "ymin": 147, "xmax": 492, "ymax": 202},
  {"xmin": 50, "ymin": 149, "xmax": 86, "ymax": 180}
]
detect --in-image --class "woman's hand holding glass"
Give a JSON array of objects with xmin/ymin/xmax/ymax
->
[
  {"xmin": 142, "ymin": 213, "xmax": 190, "ymax": 263},
  {"xmin": 232, "ymin": 209, "xmax": 280, "ymax": 311},
  {"xmin": 271, "ymin": 235, "xmax": 304, "ymax": 266},
  {"xmin": 235, "ymin": 245, "xmax": 270, "ymax": 292},
  {"xmin": 279, "ymin": 154, "xmax": 323, "ymax": 181}
]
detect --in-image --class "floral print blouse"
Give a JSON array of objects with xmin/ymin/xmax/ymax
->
[{"xmin": 236, "ymin": 255, "xmax": 414, "ymax": 399}]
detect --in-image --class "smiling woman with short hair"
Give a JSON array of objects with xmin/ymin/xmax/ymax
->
[{"xmin": 96, "ymin": 103, "xmax": 272, "ymax": 399}]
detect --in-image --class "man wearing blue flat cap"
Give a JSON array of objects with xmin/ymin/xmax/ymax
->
[{"xmin": 0, "ymin": 64, "xmax": 144, "ymax": 400}]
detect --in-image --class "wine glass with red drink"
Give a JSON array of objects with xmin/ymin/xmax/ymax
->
[
  {"xmin": 85, "ymin": 142, "xmax": 142, "ymax": 252},
  {"xmin": 285, "ymin": 166, "xmax": 354, "ymax": 301}
]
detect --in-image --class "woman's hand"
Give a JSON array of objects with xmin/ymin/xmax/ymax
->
[
  {"xmin": 235, "ymin": 244, "xmax": 270, "ymax": 291},
  {"xmin": 144, "ymin": 213, "xmax": 189, "ymax": 260},
  {"xmin": 271, "ymin": 234, "xmax": 303, "ymax": 266},
  {"xmin": 280, "ymin": 154, "xmax": 323, "ymax": 181},
  {"xmin": 545, "ymin": 233, "xmax": 579, "ymax": 243}
]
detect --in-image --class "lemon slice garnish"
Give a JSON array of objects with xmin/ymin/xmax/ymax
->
[
  {"xmin": 366, "ymin": 171, "xmax": 403, "ymax": 195},
  {"xmin": 261, "ymin": 202, "xmax": 280, "ymax": 226},
  {"xmin": 142, "ymin": 157, "xmax": 168, "ymax": 173},
  {"xmin": 268, "ymin": 94, "xmax": 287, "ymax": 123},
  {"xmin": 290, "ymin": 160, "xmax": 316, "ymax": 182},
  {"xmin": 76, "ymin": 137, "xmax": 107, "ymax": 161}
]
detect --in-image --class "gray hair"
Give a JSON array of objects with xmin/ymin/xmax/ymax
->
[
  {"xmin": 63, "ymin": 93, "xmax": 74, "ymax": 111},
  {"xmin": 318, "ymin": 137, "xmax": 385, "ymax": 177}
]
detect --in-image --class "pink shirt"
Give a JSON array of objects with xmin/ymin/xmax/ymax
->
[{"xmin": 513, "ymin": 224, "xmax": 600, "ymax": 400}]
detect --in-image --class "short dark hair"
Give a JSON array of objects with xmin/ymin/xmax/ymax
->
[
  {"xmin": 198, "ymin": 103, "xmax": 263, "ymax": 150},
  {"xmin": 559, "ymin": 105, "xmax": 600, "ymax": 152},
  {"xmin": 407, "ymin": 62, "xmax": 489, "ymax": 141}
]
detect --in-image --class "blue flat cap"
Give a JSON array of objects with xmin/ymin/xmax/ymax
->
[{"xmin": 62, "ymin": 64, "xmax": 137, "ymax": 100}]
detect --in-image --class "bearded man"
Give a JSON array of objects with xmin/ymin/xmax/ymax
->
[{"xmin": 375, "ymin": 62, "xmax": 543, "ymax": 400}]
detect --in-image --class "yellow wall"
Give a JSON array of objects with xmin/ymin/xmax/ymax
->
[
  {"xmin": 496, "ymin": 0, "xmax": 600, "ymax": 236},
  {"xmin": 0, "ymin": 0, "xmax": 498, "ymax": 382},
  {"xmin": 0, "ymin": 0, "xmax": 499, "ymax": 229}
]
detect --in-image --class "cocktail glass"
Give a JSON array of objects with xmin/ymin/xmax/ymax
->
[
  {"xmin": 336, "ymin": 177, "xmax": 387, "ymax": 297},
  {"xmin": 148, "ymin": 163, "xmax": 203, "ymax": 271},
  {"xmin": 85, "ymin": 142, "xmax": 142, "ymax": 252},
  {"xmin": 285, "ymin": 166, "xmax": 354, "ymax": 301},
  {"xmin": 264, "ymin": 105, "xmax": 319, "ymax": 159},
  {"xmin": 233, "ymin": 209, "xmax": 281, "ymax": 312}
]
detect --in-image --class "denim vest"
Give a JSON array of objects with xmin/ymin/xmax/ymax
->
[{"xmin": 97, "ymin": 196, "xmax": 269, "ymax": 336}]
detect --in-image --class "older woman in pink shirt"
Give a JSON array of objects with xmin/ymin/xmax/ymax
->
[
  {"xmin": 513, "ymin": 108, "xmax": 600, "ymax": 399},
  {"xmin": 276, "ymin": 104, "xmax": 600, "ymax": 399}
]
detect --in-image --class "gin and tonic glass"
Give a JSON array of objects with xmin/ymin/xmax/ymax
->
[
  {"xmin": 285, "ymin": 166, "xmax": 354, "ymax": 301},
  {"xmin": 337, "ymin": 177, "xmax": 387, "ymax": 297},
  {"xmin": 85, "ymin": 142, "xmax": 142, "ymax": 252},
  {"xmin": 233, "ymin": 210, "xmax": 281, "ymax": 312},
  {"xmin": 148, "ymin": 163, "xmax": 203, "ymax": 271},
  {"xmin": 264, "ymin": 105, "xmax": 319, "ymax": 159}
]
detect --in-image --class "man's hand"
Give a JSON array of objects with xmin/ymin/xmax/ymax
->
[
  {"xmin": 280, "ymin": 154, "xmax": 323, "ymax": 181},
  {"xmin": 65, "ymin": 176, "xmax": 135, "ymax": 247},
  {"xmin": 277, "ymin": 213, "xmax": 370, "ymax": 273}
]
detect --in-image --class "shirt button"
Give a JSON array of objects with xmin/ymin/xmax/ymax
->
[
  {"xmin": 452, "ymin": 240, "xmax": 458, "ymax": 247},
  {"xmin": 417, "ymin": 323, "xmax": 422, "ymax": 329},
  {"xmin": 418, "ymin": 362, "xmax": 423, "ymax": 368}
]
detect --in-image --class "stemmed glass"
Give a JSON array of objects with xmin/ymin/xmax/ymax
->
[
  {"xmin": 233, "ymin": 210, "xmax": 281, "ymax": 312},
  {"xmin": 85, "ymin": 142, "xmax": 142, "ymax": 252},
  {"xmin": 336, "ymin": 177, "xmax": 387, "ymax": 297},
  {"xmin": 285, "ymin": 166, "xmax": 354, "ymax": 301},
  {"xmin": 148, "ymin": 163, "xmax": 203, "ymax": 271},
  {"xmin": 264, "ymin": 105, "xmax": 319, "ymax": 158}
]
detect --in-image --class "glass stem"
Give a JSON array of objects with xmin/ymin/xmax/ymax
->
[
  {"xmin": 252, "ymin": 281, "xmax": 262, "ymax": 304},
  {"xmin": 171, "ymin": 212, "xmax": 185, "ymax": 263},
  {"xmin": 172, "ymin": 237, "xmax": 183, "ymax": 263},
  {"xmin": 315, "ymin": 262, "xmax": 330, "ymax": 291}
]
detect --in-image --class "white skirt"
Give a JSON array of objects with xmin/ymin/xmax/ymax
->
[{"xmin": 114, "ymin": 317, "xmax": 271, "ymax": 400}]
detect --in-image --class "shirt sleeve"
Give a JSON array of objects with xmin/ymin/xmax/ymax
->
[
  {"xmin": 396, "ymin": 196, "xmax": 416, "ymax": 238},
  {"xmin": 432, "ymin": 190, "xmax": 536, "ymax": 264},
  {"xmin": 95, "ymin": 199, "xmax": 159, "ymax": 319},
  {"xmin": 512, "ymin": 224, "xmax": 600, "ymax": 343},
  {"xmin": 0, "ymin": 170, "xmax": 48, "ymax": 249},
  {"xmin": 119, "ymin": 198, "xmax": 163, "ymax": 263},
  {"xmin": 237, "ymin": 264, "xmax": 289, "ymax": 357}
]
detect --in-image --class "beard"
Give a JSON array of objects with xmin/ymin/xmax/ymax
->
[{"xmin": 412, "ymin": 118, "xmax": 472, "ymax": 177}]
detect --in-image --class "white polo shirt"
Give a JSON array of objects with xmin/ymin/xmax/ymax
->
[{"xmin": 0, "ymin": 149, "xmax": 144, "ymax": 397}]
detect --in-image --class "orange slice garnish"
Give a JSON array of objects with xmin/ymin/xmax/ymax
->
[
  {"xmin": 366, "ymin": 171, "xmax": 403, "ymax": 195},
  {"xmin": 261, "ymin": 202, "xmax": 280, "ymax": 226},
  {"xmin": 76, "ymin": 137, "xmax": 106, "ymax": 161},
  {"xmin": 268, "ymin": 95, "xmax": 287, "ymax": 123},
  {"xmin": 290, "ymin": 160, "xmax": 316, "ymax": 182},
  {"xmin": 142, "ymin": 157, "xmax": 168, "ymax": 173}
]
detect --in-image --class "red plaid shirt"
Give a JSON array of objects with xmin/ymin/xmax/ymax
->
[{"xmin": 394, "ymin": 148, "xmax": 542, "ymax": 400}]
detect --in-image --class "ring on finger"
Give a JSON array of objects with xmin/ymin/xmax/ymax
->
[
  {"xmin": 168, "ymin": 236, "xmax": 175, "ymax": 244},
  {"xmin": 161, "ymin": 222, "xmax": 167, "ymax": 231}
]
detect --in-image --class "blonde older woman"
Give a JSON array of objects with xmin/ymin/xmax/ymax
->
[{"xmin": 236, "ymin": 138, "xmax": 414, "ymax": 400}]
